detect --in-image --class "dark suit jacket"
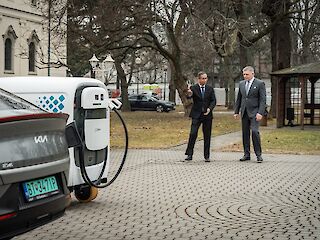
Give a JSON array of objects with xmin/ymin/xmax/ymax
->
[
  {"xmin": 188, "ymin": 84, "xmax": 216, "ymax": 119},
  {"xmin": 234, "ymin": 78, "xmax": 266, "ymax": 118}
]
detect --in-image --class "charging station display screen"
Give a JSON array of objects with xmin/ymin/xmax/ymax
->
[{"xmin": 85, "ymin": 109, "xmax": 107, "ymax": 119}]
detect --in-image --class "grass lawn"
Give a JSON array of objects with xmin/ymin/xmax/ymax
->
[
  {"xmin": 262, "ymin": 128, "xmax": 320, "ymax": 154},
  {"xmin": 220, "ymin": 127, "xmax": 320, "ymax": 155},
  {"xmin": 110, "ymin": 106, "xmax": 240, "ymax": 149},
  {"xmin": 110, "ymin": 106, "xmax": 320, "ymax": 155}
]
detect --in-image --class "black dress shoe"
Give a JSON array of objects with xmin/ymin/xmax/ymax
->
[
  {"xmin": 239, "ymin": 156, "xmax": 250, "ymax": 161},
  {"xmin": 185, "ymin": 155, "xmax": 192, "ymax": 161},
  {"xmin": 205, "ymin": 158, "xmax": 210, "ymax": 162},
  {"xmin": 257, "ymin": 156, "xmax": 263, "ymax": 163}
]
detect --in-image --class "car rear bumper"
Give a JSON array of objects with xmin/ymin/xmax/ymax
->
[
  {"xmin": 0, "ymin": 195, "xmax": 67, "ymax": 239},
  {"xmin": 0, "ymin": 172, "xmax": 69, "ymax": 239}
]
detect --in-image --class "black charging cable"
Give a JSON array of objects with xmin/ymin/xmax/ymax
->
[{"xmin": 79, "ymin": 108, "xmax": 128, "ymax": 188}]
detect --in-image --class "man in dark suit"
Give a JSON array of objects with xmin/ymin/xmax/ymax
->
[
  {"xmin": 234, "ymin": 66, "xmax": 266, "ymax": 163},
  {"xmin": 185, "ymin": 71, "xmax": 216, "ymax": 162}
]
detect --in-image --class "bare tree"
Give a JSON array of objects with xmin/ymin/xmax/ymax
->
[
  {"xmin": 134, "ymin": 0, "xmax": 195, "ymax": 114},
  {"xmin": 28, "ymin": 0, "xmax": 68, "ymax": 72},
  {"xmin": 190, "ymin": 0, "xmax": 271, "ymax": 109},
  {"xmin": 262, "ymin": 0, "xmax": 292, "ymax": 117},
  {"xmin": 290, "ymin": 0, "xmax": 320, "ymax": 64},
  {"xmin": 66, "ymin": 0, "xmax": 320, "ymax": 115},
  {"xmin": 68, "ymin": 0, "xmax": 155, "ymax": 111}
]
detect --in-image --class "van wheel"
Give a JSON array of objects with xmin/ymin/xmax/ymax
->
[
  {"xmin": 156, "ymin": 105, "xmax": 164, "ymax": 112},
  {"xmin": 74, "ymin": 185, "xmax": 98, "ymax": 203}
]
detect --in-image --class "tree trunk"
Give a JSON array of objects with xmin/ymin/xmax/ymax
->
[
  {"xmin": 175, "ymin": 73, "xmax": 192, "ymax": 117},
  {"xmin": 220, "ymin": 57, "xmax": 235, "ymax": 109},
  {"xmin": 234, "ymin": 0, "xmax": 254, "ymax": 69},
  {"xmin": 115, "ymin": 60, "xmax": 131, "ymax": 111},
  {"xmin": 301, "ymin": 34, "xmax": 313, "ymax": 64},
  {"xmin": 169, "ymin": 59, "xmax": 193, "ymax": 116},
  {"xmin": 169, "ymin": 76, "xmax": 176, "ymax": 103},
  {"xmin": 239, "ymin": 44, "xmax": 254, "ymax": 69},
  {"xmin": 262, "ymin": 0, "xmax": 291, "ymax": 118},
  {"xmin": 270, "ymin": 18, "xmax": 291, "ymax": 118}
]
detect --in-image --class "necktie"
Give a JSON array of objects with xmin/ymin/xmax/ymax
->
[
  {"xmin": 201, "ymin": 86, "xmax": 205, "ymax": 98},
  {"xmin": 245, "ymin": 81, "xmax": 250, "ymax": 95}
]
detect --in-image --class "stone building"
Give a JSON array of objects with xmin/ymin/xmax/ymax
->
[{"xmin": 0, "ymin": 0, "xmax": 67, "ymax": 77}]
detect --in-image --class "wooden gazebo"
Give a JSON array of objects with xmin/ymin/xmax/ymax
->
[{"xmin": 271, "ymin": 62, "xmax": 320, "ymax": 129}]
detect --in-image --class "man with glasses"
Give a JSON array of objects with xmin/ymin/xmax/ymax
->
[
  {"xmin": 185, "ymin": 71, "xmax": 216, "ymax": 162},
  {"xmin": 234, "ymin": 66, "xmax": 266, "ymax": 163}
]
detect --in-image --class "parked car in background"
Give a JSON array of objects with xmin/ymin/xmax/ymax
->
[
  {"xmin": 125, "ymin": 94, "xmax": 175, "ymax": 112},
  {"xmin": 0, "ymin": 88, "xmax": 71, "ymax": 239}
]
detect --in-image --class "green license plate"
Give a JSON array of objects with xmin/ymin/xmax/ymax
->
[{"xmin": 22, "ymin": 176, "xmax": 60, "ymax": 202}]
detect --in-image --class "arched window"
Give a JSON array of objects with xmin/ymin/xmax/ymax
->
[
  {"xmin": 29, "ymin": 42, "xmax": 36, "ymax": 72},
  {"xmin": 2, "ymin": 25, "xmax": 17, "ymax": 73},
  {"xmin": 27, "ymin": 30, "xmax": 39, "ymax": 74},
  {"xmin": 5, "ymin": 38, "xmax": 12, "ymax": 71}
]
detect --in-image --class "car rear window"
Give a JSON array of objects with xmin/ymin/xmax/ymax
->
[
  {"xmin": 0, "ymin": 88, "xmax": 45, "ymax": 119},
  {"xmin": 0, "ymin": 88, "xmax": 42, "ymax": 111}
]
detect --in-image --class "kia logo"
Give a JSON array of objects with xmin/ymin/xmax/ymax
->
[
  {"xmin": 2, "ymin": 162, "xmax": 13, "ymax": 169},
  {"xmin": 34, "ymin": 135, "xmax": 48, "ymax": 143}
]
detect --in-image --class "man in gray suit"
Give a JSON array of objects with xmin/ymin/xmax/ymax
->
[{"xmin": 234, "ymin": 66, "xmax": 266, "ymax": 163}]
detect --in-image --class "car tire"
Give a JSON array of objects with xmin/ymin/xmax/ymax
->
[
  {"xmin": 74, "ymin": 185, "xmax": 98, "ymax": 203},
  {"xmin": 156, "ymin": 105, "xmax": 164, "ymax": 112}
]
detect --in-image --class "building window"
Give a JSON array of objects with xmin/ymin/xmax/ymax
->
[
  {"xmin": 5, "ymin": 38, "xmax": 12, "ymax": 71},
  {"xmin": 29, "ymin": 42, "xmax": 36, "ymax": 72},
  {"xmin": 2, "ymin": 25, "xmax": 18, "ymax": 73},
  {"xmin": 27, "ymin": 30, "xmax": 39, "ymax": 74}
]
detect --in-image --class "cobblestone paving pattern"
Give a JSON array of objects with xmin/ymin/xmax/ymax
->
[{"xmin": 15, "ymin": 150, "xmax": 320, "ymax": 240}]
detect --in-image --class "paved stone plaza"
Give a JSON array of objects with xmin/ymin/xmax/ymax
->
[{"xmin": 16, "ymin": 133, "xmax": 320, "ymax": 240}]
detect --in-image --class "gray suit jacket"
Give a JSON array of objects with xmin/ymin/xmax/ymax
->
[{"xmin": 234, "ymin": 78, "xmax": 266, "ymax": 118}]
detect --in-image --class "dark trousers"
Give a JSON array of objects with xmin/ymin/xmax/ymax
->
[
  {"xmin": 185, "ymin": 115, "xmax": 212, "ymax": 158},
  {"xmin": 242, "ymin": 111, "xmax": 262, "ymax": 157}
]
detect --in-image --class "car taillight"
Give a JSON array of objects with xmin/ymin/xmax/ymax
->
[{"xmin": 0, "ymin": 212, "xmax": 17, "ymax": 221}]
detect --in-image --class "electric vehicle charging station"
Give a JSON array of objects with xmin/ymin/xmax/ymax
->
[{"xmin": 0, "ymin": 76, "xmax": 128, "ymax": 202}]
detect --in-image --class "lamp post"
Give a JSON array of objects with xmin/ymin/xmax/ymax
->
[
  {"xmin": 102, "ymin": 54, "xmax": 115, "ymax": 83},
  {"xmin": 47, "ymin": 0, "xmax": 52, "ymax": 76},
  {"xmin": 163, "ymin": 68, "xmax": 167, "ymax": 101},
  {"xmin": 89, "ymin": 54, "xmax": 99, "ymax": 79},
  {"xmin": 89, "ymin": 53, "xmax": 115, "ymax": 84},
  {"xmin": 135, "ymin": 57, "xmax": 142, "ymax": 94}
]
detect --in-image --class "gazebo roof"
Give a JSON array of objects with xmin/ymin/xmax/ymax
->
[{"xmin": 270, "ymin": 62, "xmax": 320, "ymax": 77}]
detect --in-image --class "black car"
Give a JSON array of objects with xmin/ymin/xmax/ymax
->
[
  {"xmin": 0, "ymin": 88, "xmax": 71, "ymax": 239},
  {"xmin": 127, "ymin": 94, "xmax": 175, "ymax": 112}
]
